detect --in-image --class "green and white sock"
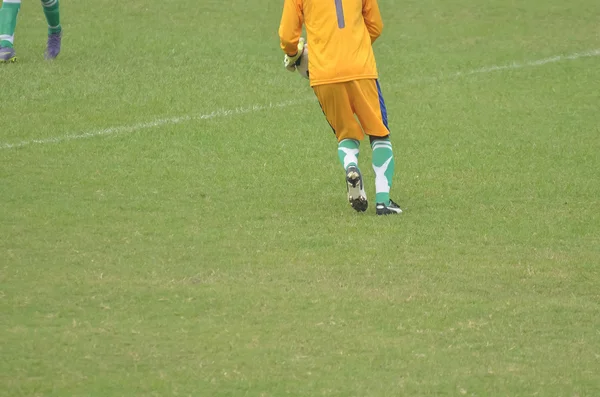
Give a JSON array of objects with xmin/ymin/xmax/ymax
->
[
  {"xmin": 0, "ymin": 0, "xmax": 21, "ymax": 48},
  {"xmin": 41, "ymin": 0, "xmax": 61, "ymax": 35},
  {"xmin": 371, "ymin": 137, "xmax": 395, "ymax": 205},
  {"xmin": 337, "ymin": 139, "xmax": 360, "ymax": 170}
]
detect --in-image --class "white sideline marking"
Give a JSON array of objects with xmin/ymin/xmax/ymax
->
[
  {"xmin": 406, "ymin": 48, "xmax": 600, "ymax": 84},
  {"xmin": 2, "ymin": 49, "xmax": 599, "ymax": 150},
  {"xmin": 0, "ymin": 100, "xmax": 306, "ymax": 150}
]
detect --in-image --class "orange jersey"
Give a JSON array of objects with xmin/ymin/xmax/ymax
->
[{"xmin": 279, "ymin": 0, "xmax": 383, "ymax": 87}]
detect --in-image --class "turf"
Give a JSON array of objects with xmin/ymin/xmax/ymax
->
[{"xmin": 1, "ymin": 0, "xmax": 599, "ymax": 396}]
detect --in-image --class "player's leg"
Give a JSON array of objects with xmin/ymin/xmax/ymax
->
[
  {"xmin": 351, "ymin": 79, "xmax": 402, "ymax": 215},
  {"xmin": 313, "ymin": 82, "xmax": 368, "ymax": 212},
  {"xmin": 371, "ymin": 135, "xmax": 401, "ymax": 215},
  {"xmin": 0, "ymin": 0, "xmax": 20, "ymax": 62},
  {"xmin": 40, "ymin": 0, "xmax": 61, "ymax": 59}
]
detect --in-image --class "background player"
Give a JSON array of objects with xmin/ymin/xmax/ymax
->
[
  {"xmin": 278, "ymin": 0, "xmax": 402, "ymax": 215},
  {"xmin": 0, "ymin": 0, "xmax": 62, "ymax": 62}
]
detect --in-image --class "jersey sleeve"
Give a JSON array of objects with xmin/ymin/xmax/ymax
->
[
  {"xmin": 362, "ymin": 0, "xmax": 384, "ymax": 43},
  {"xmin": 279, "ymin": 0, "xmax": 304, "ymax": 55}
]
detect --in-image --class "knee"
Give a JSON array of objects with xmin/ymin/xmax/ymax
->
[{"xmin": 369, "ymin": 134, "xmax": 390, "ymax": 144}]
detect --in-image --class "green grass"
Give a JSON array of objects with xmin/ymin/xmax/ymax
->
[{"xmin": 1, "ymin": 0, "xmax": 600, "ymax": 396}]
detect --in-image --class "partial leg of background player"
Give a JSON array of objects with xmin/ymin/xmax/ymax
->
[
  {"xmin": 0, "ymin": 0, "xmax": 20, "ymax": 62},
  {"xmin": 41, "ymin": 0, "xmax": 61, "ymax": 59}
]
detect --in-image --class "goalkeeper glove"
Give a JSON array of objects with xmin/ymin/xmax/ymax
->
[{"xmin": 283, "ymin": 37, "xmax": 306, "ymax": 72}]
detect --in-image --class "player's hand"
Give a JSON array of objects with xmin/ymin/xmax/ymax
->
[{"xmin": 283, "ymin": 37, "xmax": 306, "ymax": 72}]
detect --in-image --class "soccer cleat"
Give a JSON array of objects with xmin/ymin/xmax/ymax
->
[
  {"xmin": 346, "ymin": 165, "xmax": 368, "ymax": 212},
  {"xmin": 375, "ymin": 199, "xmax": 403, "ymax": 216},
  {"xmin": 0, "ymin": 46, "xmax": 16, "ymax": 63},
  {"xmin": 44, "ymin": 31, "xmax": 62, "ymax": 60}
]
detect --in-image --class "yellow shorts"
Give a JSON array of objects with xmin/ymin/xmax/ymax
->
[{"xmin": 312, "ymin": 79, "xmax": 389, "ymax": 142}]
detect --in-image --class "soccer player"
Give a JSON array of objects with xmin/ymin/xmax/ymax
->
[
  {"xmin": 279, "ymin": 0, "xmax": 402, "ymax": 215},
  {"xmin": 0, "ymin": 0, "xmax": 62, "ymax": 62}
]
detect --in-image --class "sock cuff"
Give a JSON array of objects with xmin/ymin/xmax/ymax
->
[
  {"xmin": 0, "ymin": 34, "xmax": 15, "ymax": 43},
  {"xmin": 371, "ymin": 140, "xmax": 392, "ymax": 151},
  {"xmin": 2, "ymin": 0, "xmax": 21, "ymax": 4},
  {"xmin": 41, "ymin": 0, "xmax": 58, "ymax": 7},
  {"xmin": 338, "ymin": 139, "xmax": 360, "ymax": 150}
]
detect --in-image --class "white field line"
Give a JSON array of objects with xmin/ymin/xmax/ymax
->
[
  {"xmin": 0, "ymin": 100, "xmax": 306, "ymax": 150},
  {"xmin": 2, "ymin": 48, "xmax": 599, "ymax": 150},
  {"xmin": 405, "ymin": 48, "xmax": 600, "ymax": 84}
]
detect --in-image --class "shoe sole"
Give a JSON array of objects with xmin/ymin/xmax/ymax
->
[
  {"xmin": 376, "ymin": 205, "xmax": 403, "ymax": 216},
  {"xmin": 376, "ymin": 208, "xmax": 403, "ymax": 215},
  {"xmin": 346, "ymin": 168, "xmax": 368, "ymax": 212},
  {"xmin": 0, "ymin": 57, "xmax": 17, "ymax": 63}
]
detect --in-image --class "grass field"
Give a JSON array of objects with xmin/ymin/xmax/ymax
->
[{"xmin": 1, "ymin": 0, "xmax": 600, "ymax": 396}]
